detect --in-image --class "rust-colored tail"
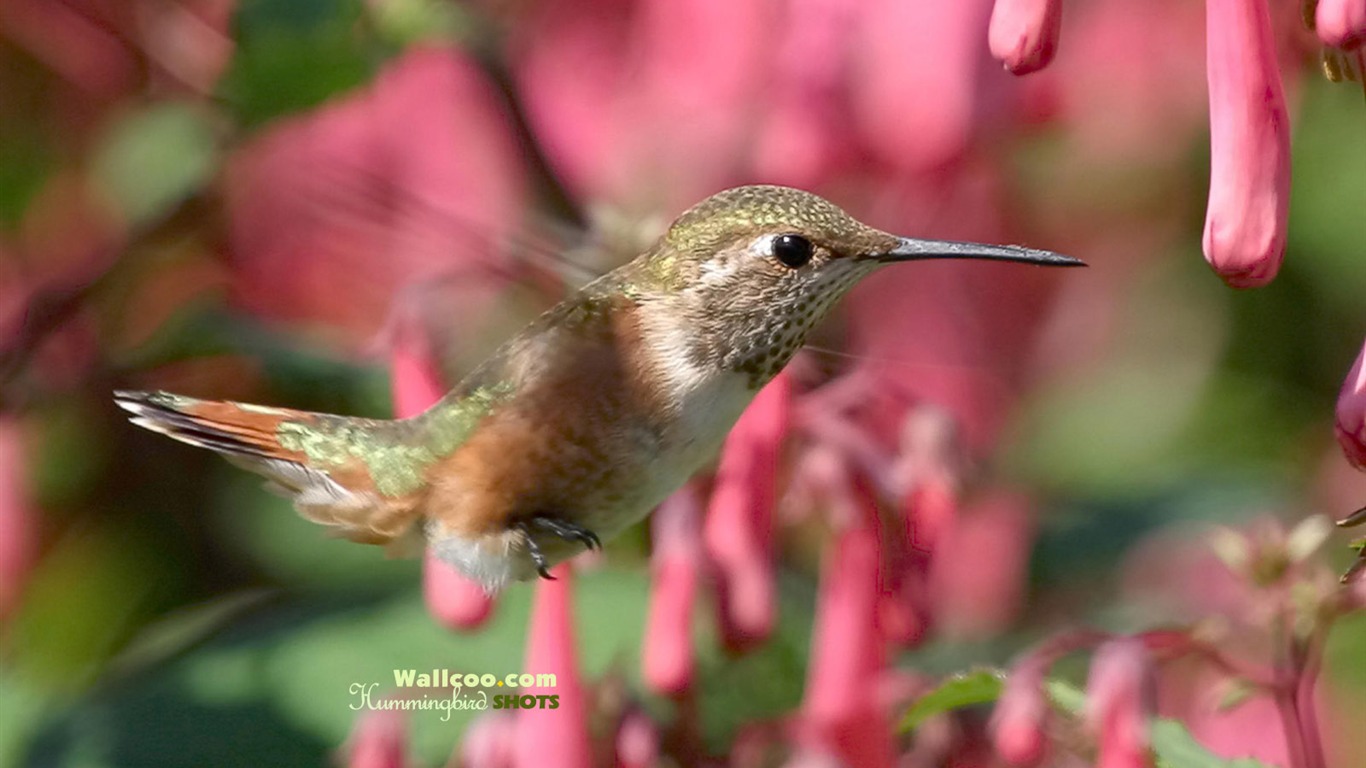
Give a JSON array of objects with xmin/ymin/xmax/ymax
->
[{"xmin": 115, "ymin": 390, "xmax": 424, "ymax": 552}]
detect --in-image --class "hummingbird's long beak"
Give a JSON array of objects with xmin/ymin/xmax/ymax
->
[{"xmin": 872, "ymin": 237, "xmax": 1085, "ymax": 268}]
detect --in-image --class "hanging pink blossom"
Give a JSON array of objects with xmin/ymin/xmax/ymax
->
[
  {"xmin": 0, "ymin": 420, "xmax": 34, "ymax": 620},
  {"xmin": 615, "ymin": 710, "xmax": 660, "ymax": 768},
  {"xmin": 796, "ymin": 454, "xmax": 892, "ymax": 768},
  {"xmin": 1086, "ymin": 639, "xmax": 1155, "ymax": 768},
  {"xmin": 988, "ymin": 0, "xmax": 1063, "ymax": 75},
  {"xmin": 1316, "ymin": 0, "xmax": 1366, "ymax": 49},
  {"xmin": 1336, "ymin": 338, "xmax": 1366, "ymax": 469},
  {"xmin": 991, "ymin": 664, "xmax": 1049, "ymax": 767},
  {"xmin": 343, "ymin": 709, "xmax": 407, "ymax": 768},
  {"xmin": 461, "ymin": 712, "xmax": 518, "ymax": 768},
  {"xmin": 642, "ymin": 484, "xmax": 703, "ymax": 695},
  {"xmin": 928, "ymin": 491, "xmax": 1033, "ymax": 638},
  {"xmin": 704, "ymin": 372, "xmax": 792, "ymax": 651},
  {"xmin": 515, "ymin": 566, "xmax": 591, "ymax": 768},
  {"xmin": 1202, "ymin": 0, "xmax": 1291, "ymax": 289}
]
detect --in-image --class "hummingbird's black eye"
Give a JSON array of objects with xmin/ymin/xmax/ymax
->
[{"xmin": 772, "ymin": 234, "xmax": 814, "ymax": 268}]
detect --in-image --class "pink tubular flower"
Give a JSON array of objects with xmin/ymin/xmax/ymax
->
[
  {"xmin": 928, "ymin": 492, "xmax": 1033, "ymax": 639},
  {"xmin": 990, "ymin": 655, "xmax": 1050, "ymax": 767},
  {"xmin": 642, "ymin": 484, "xmax": 703, "ymax": 695},
  {"xmin": 1336, "ymin": 338, "xmax": 1366, "ymax": 469},
  {"xmin": 461, "ymin": 712, "xmax": 518, "ymax": 768},
  {"xmin": 615, "ymin": 710, "xmax": 660, "ymax": 768},
  {"xmin": 704, "ymin": 372, "xmax": 791, "ymax": 651},
  {"xmin": 515, "ymin": 566, "xmax": 591, "ymax": 768},
  {"xmin": 797, "ymin": 454, "xmax": 892, "ymax": 768},
  {"xmin": 391, "ymin": 312, "xmax": 496, "ymax": 628},
  {"xmin": 344, "ymin": 709, "xmax": 407, "ymax": 768},
  {"xmin": 1086, "ymin": 639, "xmax": 1155, "ymax": 768},
  {"xmin": 1201, "ymin": 0, "xmax": 1291, "ymax": 289},
  {"xmin": 0, "ymin": 420, "xmax": 34, "ymax": 620},
  {"xmin": 988, "ymin": 0, "xmax": 1063, "ymax": 75},
  {"xmin": 1316, "ymin": 0, "xmax": 1366, "ymax": 49}
]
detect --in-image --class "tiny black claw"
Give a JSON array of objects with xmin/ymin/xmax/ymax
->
[
  {"xmin": 513, "ymin": 520, "xmax": 557, "ymax": 580},
  {"xmin": 529, "ymin": 516, "xmax": 602, "ymax": 552},
  {"xmin": 1338, "ymin": 505, "xmax": 1366, "ymax": 528},
  {"xmin": 1341, "ymin": 555, "xmax": 1366, "ymax": 585}
]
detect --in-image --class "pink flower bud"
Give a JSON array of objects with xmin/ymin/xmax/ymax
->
[
  {"xmin": 461, "ymin": 712, "xmax": 518, "ymax": 768},
  {"xmin": 1336, "ymin": 339, "xmax": 1366, "ymax": 469},
  {"xmin": 391, "ymin": 316, "xmax": 496, "ymax": 628},
  {"xmin": 344, "ymin": 710, "xmax": 407, "ymax": 768},
  {"xmin": 990, "ymin": 658, "xmax": 1050, "ymax": 767},
  {"xmin": 705, "ymin": 373, "xmax": 791, "ymax": 651},
  {"xmin": 1202, "ymin": 0, "xmax": 1291, "ymax": 289},
  {"xmin": 516, "ymin": 566, "xmax": 591, "ymax": 768},
  {"xmin": 422, "ymin": 550, "xmax": 496, "ymax": 628},
  {"xmin": 988, "ymin": 0, "xmax": 1063, "ymax": 75},
  {"xmin": 1316, "ymin": 0, "xmax": 1366, "ymax": 49},
  {"xmin": 615, "ymin": 710, "xmax": 660, "ymax": 768},
  {"xmin": 643, "ymin": 485, "xmax": 703, "ymax": 695},
  {"xmin": 0, "ymin": 420, "xmax": 35, "ymax": 619},
  {"xmin": 1086, "ymin": 639, "xmax": 1155, "ymax": 768}
]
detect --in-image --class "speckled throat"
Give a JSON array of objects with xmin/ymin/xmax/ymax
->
[{"xmin": 652, "ymin": 256, "xmax": 879, "ymax": 387}]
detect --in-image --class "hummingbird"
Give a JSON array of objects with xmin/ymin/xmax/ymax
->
[{"xmin": 115, "ymin": 185, "xmax": 1082, "ymax": 592}]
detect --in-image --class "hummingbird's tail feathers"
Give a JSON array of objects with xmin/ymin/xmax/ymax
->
[{"xmin": 114, "ymin": 390, "xmax": 425, "ymax": 552}]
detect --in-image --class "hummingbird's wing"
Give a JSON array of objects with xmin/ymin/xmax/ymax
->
[{"xmin": 115, "ymin": 390, "xmax": 450, "ymax": 553}]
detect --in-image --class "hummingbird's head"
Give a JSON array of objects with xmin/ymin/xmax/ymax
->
[{"xmin": 633, "ymin": 185, "xmax": 1082, "ymax": 385}]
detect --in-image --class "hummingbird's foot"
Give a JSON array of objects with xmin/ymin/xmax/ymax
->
[
  {"xmin": 512, "ymin": 520, "xmax": 556, "ymax": 580},
  {"xmin": 527, "ymin": 516, "xmax": 602, "ymax": 552},
  {"xmin": 512, "ymin": 516, "xmax": 603, "ymax": 581}
]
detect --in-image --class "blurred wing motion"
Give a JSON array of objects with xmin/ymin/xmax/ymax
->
[{"xmin": 114, "ymin": 390, "xmax": 429, "ymax": 553}]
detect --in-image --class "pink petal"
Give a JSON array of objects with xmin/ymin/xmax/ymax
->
[
  {"xmin": 516, "ymin": 566, "xmax": 591, "ymax": 768},
  {"xmin": 750, "ymin": 0, "xmax": 859, "ymax": 188},
  {"xmin": 928, "ymin": 491, "xmax": 1033, "ymax": 638},
  {"xmin": 344, "ymin": 709, "xmax": 407, "ymax": 768},
  {"xmin": 512, "ymin": 0, "xmax": 770, "ymax": 208},
  {"xmin": 1201, "ymin": 0, "xmax": 1291, "ymax": 289},
  {"xmin": 1316, "ymin": 0, "xmax": 1366, "ymax": 49},
  {"xmin": 1086, "ymin": 639, "xmax": 1155, "ymax": 768},
  {"xmin": 704, "ymin": 373, "xmax": 792, "ymax": 651},
  {"xmin": 423, "ymin": 551, "xmax": 496, "ymax": 629},
  {"xmin": 1336, "ymin": 338, "xmax": 1366, "ymax": 469},
  {"xmin": 798, "ymin": 458, "xmax": 892, "ymax": 768},
  {"xmin": 852, "ymin": 0, "xmax": 997, "ymax": 172},
  {"xmin": 615, "ymin": 710, "xmax": 660, "ymax": 768},
  {"xmin": 227, "ymin": 46, "xmax": 525, "ymax": 344},
  {"xmin": 461, "ymin": 712, "xmax": 518, "ymax": 768},
  {"xmin": 988, "ymin": 0, "xmax": 1063, "ymax": 75},
  {"xmin": 642, "ymin": 485, "xmax": 703, "ymax": 695},
  {"xmin": 0, "ymin": 420, "xmax": 35, "ymax": 620},
  {"xmin": 990, "ymin": 655, "xmax": 1050, "ymax": 767}
]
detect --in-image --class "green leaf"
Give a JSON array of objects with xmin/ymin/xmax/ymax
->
[
  {"xmin": 1151, "ymin": 718, "xmax": 1277, "ymax": 768},
  {"xmin": 91, "ymin": 103, "xmax": 218, "ymax": 226},
  {"xmin": 219, "ymin": 0, "xmax": 381, "ymax": 128},
  {"xmin": 1043, "ymin": 678, "xmax": 1086, "ymax": 715},
  {"xmin": 899, "ymin": 668, "xmax": 1005, "ymax": 732}
]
